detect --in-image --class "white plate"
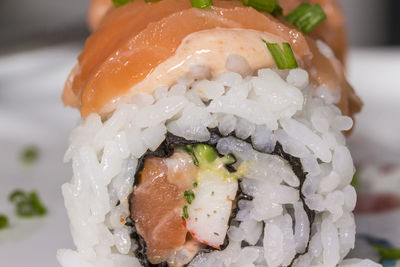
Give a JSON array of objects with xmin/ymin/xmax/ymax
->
[
  {"xmin": 0, "ymin": 44, "xmax": 80, "ymax": 267},
  {"xmin": 0, "ymin": 44, "xmax": 399, "ymax": 266},
  {"xmin": 347, "ymin": 48, "xmax": 400, "ymax": 165}
]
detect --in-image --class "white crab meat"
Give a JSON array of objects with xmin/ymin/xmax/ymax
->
[{"xmin": 185, "ymin": 170, "xmax": 238, "ymax": 248}]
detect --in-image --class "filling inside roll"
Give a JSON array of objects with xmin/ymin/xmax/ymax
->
[
  {"xmin": 130, "ymin": 141, "xmax": 240, "ymax": 265},
  {"xmin": 129, "ymin": 130, "xmax": 314, "ymax": 267}
]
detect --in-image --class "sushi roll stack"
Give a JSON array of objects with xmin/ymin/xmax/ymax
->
[{"xmin": 58, "ymin": 1, "xmax": 380, "ymax": 267}]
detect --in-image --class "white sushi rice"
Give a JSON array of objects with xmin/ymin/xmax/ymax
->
[{"xmin": 58, "ymin": 56, "xmax": 379, "ymax": 267}]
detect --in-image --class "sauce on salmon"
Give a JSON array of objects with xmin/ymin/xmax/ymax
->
[
  {"xmin": 66, "ymin": 0, "xmax": 360, "ymax": 123},
  {"xmin": 88, "ymin": 0, "xmax": 347, "ymax": 62},
  {"xmin": 64, "ymin": 0, "xmax": 313, "ymax": 117}
]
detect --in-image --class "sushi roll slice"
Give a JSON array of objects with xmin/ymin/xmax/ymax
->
[{"xmin": 58, "ymin": 1, "xmax": 377, "ymax": 267}]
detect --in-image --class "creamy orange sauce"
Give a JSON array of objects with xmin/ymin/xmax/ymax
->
[
  {"xmin": 65, "ymin": 0, "xmax": 361, "ymax": 119},
  {"xmin": 88, "ymin": 0, "xmax": 347, "ymax": 61},
  {"xmin": 100, "ymin": 28, "xmax": 285, "ymax": 113},
  {"xmin": 63, "ymin": 0, "xmax": 310, "ymax": 117}
]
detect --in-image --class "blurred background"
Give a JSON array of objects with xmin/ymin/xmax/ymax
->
[{"xmin": 0, "ymin": 1, "xmax": 399, "ymax": 267}]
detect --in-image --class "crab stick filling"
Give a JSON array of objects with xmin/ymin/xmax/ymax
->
[{"xmin": 130, "ymin": 145, "xmax": 244, "ymax": 265}]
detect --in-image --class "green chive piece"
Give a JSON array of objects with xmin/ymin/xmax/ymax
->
[
  {"xmin": 373, "ymin": 244, "xmax": 400, "ymax": 260},
  {"xmin": 112, "ymin": 0, "xmax": 133, "ymax": 8},
  {"xmin": 182, "ymin": 205, "xmax": 189, "ymax": 219},
  {"xmin": 184, "ymin": 190, "xmax": 196, "ymax": 204},
  {"xmin": 0, "ymin": 215, "xmax": 8, "ymax": 229},
  {"xmin": 184, "ymin": 145, "xmax": 199, "ymax": 166},
  {"xmin": 20, "ymin": 146, "xmax": 40, "ymax": 165},
  {"xmin": 190, "ymin": 0, "xmax": 213, "ymax": 9},
  {"xmin": 8, "ymin": 190, "xmax": 47, "ymax": 218},
  {"xmin": 285, "ymin": 3, "xmax": 327, "ymax": 34},
  {"xmin": 263, "ymin": 41, "xmax": 298, "ymax": 70},
  {"xmin": 29, "ymin": 192, "xmax": 47, "ymax": 215},
  {"xmin": 271, "ymin": 4, "xmax": 283, "ymax": 17},
  {"xmin": 17, "ymin": 201, "xmax": 36, "ymax": 218},
  {"xmin": 194, "ymin": 144, "xmax": 218, "ymax": 163},
  {"xmin": 144, "ymin": 0, "xmax": 159, "ymax": 2},
  {"xmin": 9, "ymin": 190, "xmax": 28, "ymax": 204},
  {"xmin": 193, "ymin": 181, "xmax": 198, "ymax": 188},
  {"xmin": 242, "ymin": 0, "xmax": 281, "ymax": 15}
]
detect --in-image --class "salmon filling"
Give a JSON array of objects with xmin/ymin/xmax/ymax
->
[{"xmin": 130, "ymin": 145, "xmax": 242, "ymax": 265}]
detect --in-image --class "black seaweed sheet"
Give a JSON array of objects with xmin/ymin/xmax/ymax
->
[{"xmin": 128, "ymin": 128, "xmax": 314, "ymax": 267}]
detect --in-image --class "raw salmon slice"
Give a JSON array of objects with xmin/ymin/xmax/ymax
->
[
  {"xmin": 130, "ymin": 152, "xmax": 198, "ymax": 264},
  {"xmin": 88, "ymin": 0, "xmax": 347, "ymax": 61},
  {"xmin": 65, "ymin": 0, "xmax": 360, "ymax": 121},
  {"xmin": 63, "ymin": 0, "xmax": 310, "ymax": 117}
]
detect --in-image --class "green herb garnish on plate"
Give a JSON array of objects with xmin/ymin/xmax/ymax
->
[
  {"xmin": 9, "ymin": 190, "xmax": 47, "ymax": 218},
  {"xmin": 20, "ymin": 145, "xmax": 40, "ymax": 165},
  {"xmin": 0, "ymin": 215, "xmax": 8, "ymax": 229}
]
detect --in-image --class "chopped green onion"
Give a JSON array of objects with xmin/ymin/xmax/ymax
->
[
  {"xmin": 263, "ymin": 41, "xmax": 298, "ymax": 69},
  {"xmin": 271, "ymin": 4, "xmax": 283, "ymax": 17},
  {"xmin": 20, "ymin": 146, "xmax": 40, "ymax": 165},
  {"xmin": 16, "ymin": 201, "xmax": 36, "ymax": 218},
  {"xmin": 285, "ymin": 3, "xmax": 326, "ymax": 34},
  {"xmin": 29, "ymin": 192, "xmax": 47, "ymax": 215},
  {"xmin": 0, "ymin": 215, "xmax": 8, "ymax": 229},
  {"xmin": 182, "ymin": 205, "xmax": 189, "ymax": 219},
  {"xmin": 144, "ymin": 0, "xmax": 159, "ymax": 2},
  {"xmin": 242, "ymin": 0, "xmax": 281, "ymax": 15},
  {"xmin": 184, "ymin": 145, "xmax": 199, "ymax": 166},
  {"xmin": 373, "ymin": 244, "xmax": 400, "ymax": 260},
  {"xmin": 190, "ymin": 0, "xmax": 213, "ymax": 9},
  {"xmin": 8, "ymin": 190, "xmax": 47, "ymax": 218},
  {"xmin": 193, "ymin": 181, "xmax": 198, "ymax": 188},
  {"xmin": 184, "ymin": 190, "xmax": 195, "ymax": 204},
  {"xmin": 194, "ymin": 144, "xmax": 218, "ymax": 163},
  {"xmin": 9, "ymin": 190, "xmax": 27, "ymax": 203},
  {"xmin": 112, "ymin": 0, "xmax": 133, "ymax": 8}
]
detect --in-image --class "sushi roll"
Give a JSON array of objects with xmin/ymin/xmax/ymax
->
[{"xmin": 58, "ymin": 0, "xmax": 377, "ymax": 267}]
